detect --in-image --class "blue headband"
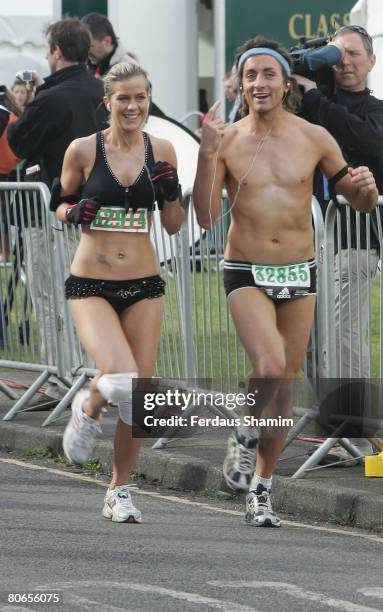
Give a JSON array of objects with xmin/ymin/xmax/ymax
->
[{"xmin": 238, "ymin": 48, "xmax": 291, "ymax": 76}]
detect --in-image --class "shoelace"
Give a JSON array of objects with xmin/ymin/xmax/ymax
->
[
  {"xmin": 111, "ymin": 485, "xmax": 139, "ymax": 508},
  {"xmin": 251, "ymin": 492, "xmax": 272, "ymax": 513},
  {"xmin": 238, "ymin": 445, "xmax": 256, "ymax": 472},
  {"xmin": 76, "ymin": 408, "xmax": 102, "ymax": 439}
]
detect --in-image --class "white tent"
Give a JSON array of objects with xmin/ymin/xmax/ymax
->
[{"xmin": 351, "ymin": 0, "xmax": 383, "ymax": 98}]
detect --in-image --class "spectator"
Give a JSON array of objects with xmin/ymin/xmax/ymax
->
[
  {"xmin": 0, "ymin": 86, "xmax": 22, "ymax": 181},
  {"xmin": 8, "ymin": 17, "xmax": 106, "ymax": 187},
  {"xmin": 0, "ymin": 86, "xmax": 22, "ymax": 261},
  {"xmin": 296, "ymin": 25, "xmax": 383, "ymax": 459},
  {"xmin": 81, "ymin": 12, "xmax": 138, "ymax": 78},
  {"xmin": 81, "ymin": 12, "xmax": 165, "ymax": 119},
  {"xmin": 10, "ymin": 80, "xmax": 33, "ymax": 112},
  {"xmin": 7, "ymin": 18, "xmax": 107, "ymax": 399},
  {"xmin": 225, "ymin": 63, "xmax": 241, "ymax": 124}
]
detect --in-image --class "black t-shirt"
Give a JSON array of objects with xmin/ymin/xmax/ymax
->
[{"xmin": 302, "ymin": 87, "xmax": 383, "ymax": 249}]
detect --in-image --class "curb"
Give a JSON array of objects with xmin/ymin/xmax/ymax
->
[{"xmin": 0, "ymin": 422, "xmax": 382, "ymax": 531}]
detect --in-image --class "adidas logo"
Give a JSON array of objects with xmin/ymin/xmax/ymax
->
[{"xmin": 277, "ymin": 287, "xmax": 290, "ymax": 299}]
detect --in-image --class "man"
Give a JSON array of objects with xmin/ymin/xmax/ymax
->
[
  {"xmin": 296, "ymin": 25, "xmax": 383, "ymax": 459},
  {"xmin": 8, "ymin": 18, "xmax": 105, "ymax": 187},
  {"xmin": 81, "ymin": 12, "xmax": 137, "ymax": 78},
  {"xmin": 193, "ymin": 36, "xmax": 378, "ymax": 527},
  {"xmin": 81, "ymin": 12, "xmax": 165, "ymax": 119},
  {"xmin": 8, "ymin": 18, "xmax": 106, "ymax": 397}
]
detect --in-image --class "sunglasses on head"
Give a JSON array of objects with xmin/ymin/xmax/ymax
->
[{"xmin": 333, "ymin": 24, "xmax": 372, "ymax": 44}]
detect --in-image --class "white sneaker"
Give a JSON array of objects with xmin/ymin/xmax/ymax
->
[
  {"xmin": 63, "ymin": 389, "xmax": 102, "ymax": 465},
  {"xmin": 223, "ymin": 431, "xmax": 258, "ymax": 492},
  {"xmin": 102, "ymin": 485, "xmax": 142, "ymax": 523},
  {"xmin": 245, "ymin": 489, "xmax": 281, "ymax": 528}
]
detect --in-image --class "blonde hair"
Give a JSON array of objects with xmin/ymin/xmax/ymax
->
[{"xmin": 103, "ymin": 62, "xmax": 151, "ymax": 98}]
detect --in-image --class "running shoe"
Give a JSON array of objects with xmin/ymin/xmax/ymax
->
[
  {"xmin": 102, "ymin": 485, "xmax": 142, "ymax": 523},
  {"xmin": 63, "ymin": 389, "xmax": 102, "ymax": 465},
  {"xmin": 223, "ymin": 430, "xmax": 258, "ymax": 491},
  {"xmin": 245, "ymin": 488, "xmax": 281, "ymax": 527}
]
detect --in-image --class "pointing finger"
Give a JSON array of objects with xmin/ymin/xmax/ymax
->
[{"xmin": 206, "ymin": 100, "xmax": 221, "ymax": 120}]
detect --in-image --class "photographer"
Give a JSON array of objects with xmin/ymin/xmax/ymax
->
[
  {"xmin": 295, "ymin": 25, "xmax": 383, "ymax": 459},
  {"xmin": 8, "ymin": 18, "xmax": 106, "ymax": 187},
  {"xmin": 7, "ymin": 18, "xmax": 107, "ymax": 400}
]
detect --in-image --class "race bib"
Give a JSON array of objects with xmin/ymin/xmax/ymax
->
[
  {"xmin": 90, "ymin": 207, "xmax": 148, "ymax": 232},
  {"xmin": 251, "ymin": 262, "xmax": 310, "ymax": 288}
]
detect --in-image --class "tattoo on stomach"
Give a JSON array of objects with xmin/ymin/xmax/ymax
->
[{"xmin": 96, "ymin": 253, "xmax": 111, "ymax": 267}]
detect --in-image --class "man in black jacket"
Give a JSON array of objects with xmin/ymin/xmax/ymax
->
[
  {"xmin": 295, "ymin": 25, "xmax": 383, "ymax": 456},
  {"xmin": 7, "ymin": 18, "xmax": 106, "ymax": 398},
  {"xmin": 8, "ymin": 17, "xmax": 105, "ymax": 187}
]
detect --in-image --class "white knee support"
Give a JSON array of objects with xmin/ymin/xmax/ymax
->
[{"xmin": 96, "ymin": 372, "xmax": 138, "ymax": 404}]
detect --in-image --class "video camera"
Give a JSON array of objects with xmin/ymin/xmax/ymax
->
[{"xmin": 289, "ymin": 36, "xmax": 343, "ymax": 94}]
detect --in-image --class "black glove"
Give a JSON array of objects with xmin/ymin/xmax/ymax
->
[
  {"xmin": 65, "ymin": 196, "xmax": 101, "ymax": 225},
  {"xmin": 150, "ymin": 161, "xmax": 181, "ymax": 202}
]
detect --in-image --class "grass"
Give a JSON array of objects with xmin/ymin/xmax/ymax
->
[
  {"xmin": 1, "ymin": 245, "xmax": 382, "ymax": 390},
  {"xmin": 21, "ymin": 447, "xmax": 107, "ymax": 476}
]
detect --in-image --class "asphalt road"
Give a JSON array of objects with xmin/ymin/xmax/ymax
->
[{"xmin": 0, "ymin": 452, "xmax": 382, "ymax": 612}]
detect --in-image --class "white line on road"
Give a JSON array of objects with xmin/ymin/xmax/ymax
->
[
  {"xmin": 1, "ymin": 456, "xmax": 382, "ymax": 544},
  {"xmin": 36, "ymin": 581, "xmax": 257, "ymax": 612},
  {"xmin": 208, "ymin": 581, "xmax": 381, "ymax": 612},
  {"xmin": 1, "ymin": 608, "xmax": 31, "ymax": 612},
  {"xmin": 63, "ymin": 593, "xmax": 135, "ymax": 611},
  {"xmin": 357, "ymin": 588, "xmax": 383, "ymax": 600}
]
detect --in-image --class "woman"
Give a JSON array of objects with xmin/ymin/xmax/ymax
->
[
  {"xmin": 10, "ymin": 80, "xmax": 32, "ymax": 112},
  {"xmin": 53, "ymin": 62, "xmax": 184, "ymax": 522},
  {"xmin": 0, "ymin": 86, "xmax": 23, "ymax": 260}
]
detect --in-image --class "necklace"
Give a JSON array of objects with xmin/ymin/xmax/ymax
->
[
  {"xmin": 229, "ymin": 125, "xmax": 273, "ymax": 209},
  {"xmin": 208, "ymin": 125, "xmax": 273, "ymax": 226}
]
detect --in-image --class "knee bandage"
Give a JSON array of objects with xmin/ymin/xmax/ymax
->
[
  {"xmin": 96, "ymin": 372, "xmax": 138, "ymax": 403},
  {"xmin": 96, "ymin": 372, "xmax": 138, "ymax": 425}
]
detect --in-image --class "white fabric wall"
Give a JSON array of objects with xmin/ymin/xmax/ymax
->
[
  {"xmin": 0, "ymin": 0, "xmax": 60, "ymax": 87},
  {"xmin": 366, "ymin": 0, "xmax": 383, "ymax": 99},
  {"xmin": 351, "ymin": 0, "xmax": 383, "ymax": 98},
  {"xmin": 108, "ymin": 0, "xmax": 198, "ymax": 121}
]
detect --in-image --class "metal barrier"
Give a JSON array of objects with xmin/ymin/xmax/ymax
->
[
  {"xmin": 0, "ymin": 183, "xmax": 70, "ymax": 419},
  {"xmin": 290, "ymin": 197, "xmax": 383, "ymax": 478},
  {"xmin": 152, "ymin": 193, "xmax": 326, "ymax": 449},
  {"xmin": 1, "ymin": 184, "xmax": 381, "ymax": 478}
]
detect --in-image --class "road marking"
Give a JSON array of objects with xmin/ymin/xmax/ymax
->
[
  {"xmin": 62, "ymin": 593, "xmax": 135, "ymax": 611},
  {"xmin": 208, "ymin": 581, "xmax": 381, "ymax": 612},
  {"xmin": 1, "ymin": 608, "xmax": 30, "ymax": 612},
  {"xmin": 358, "ymin": 588, "xmax": 383, "ymax": 600},
  {"xmin": 36, "ymin": 581, "xmax": 257, "ymax": 612},
  {"xmin": 1, "ymin": 456, "xmax": 382, "ymax": 544}
]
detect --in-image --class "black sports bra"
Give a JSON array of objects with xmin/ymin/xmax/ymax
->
[{"xmin": 81, "ymin": 130, "xmax": 156, "ymax": 211}]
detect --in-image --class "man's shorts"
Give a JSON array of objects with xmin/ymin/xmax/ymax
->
[{"xmin": 224, "ymin": 259, "xmax": 317, "ymax": 302}]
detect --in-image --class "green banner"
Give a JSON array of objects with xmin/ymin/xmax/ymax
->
[
  {"xmin": 62, "ymin": 0, "xmax": 107, "ymax": 18},
  {"xmin": 226, "ymin": 0, "xmax": 355, "ymax": 69}
]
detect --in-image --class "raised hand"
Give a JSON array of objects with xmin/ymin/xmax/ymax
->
[
  {"xmin": 201, "ymin": 100, "xmax": 226, "ymax": 155},
  {"xmin": 150, "ymin": 161, "xmax": 180, "ymax": 201}
]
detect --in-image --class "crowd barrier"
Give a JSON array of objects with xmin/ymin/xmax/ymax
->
[
  {"xmin": 0, "ymin": 183, "xmax": 382, "ymax": 476},
  {"xmin": 290, "ymin": 196, "xmax": 383, "ymax": 477}
]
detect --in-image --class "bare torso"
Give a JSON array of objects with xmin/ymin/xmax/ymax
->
[{"xmin": 222, "ymin": 112, "xmax": 322, "ymax": 263}]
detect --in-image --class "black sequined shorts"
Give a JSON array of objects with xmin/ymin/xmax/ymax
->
[{"xmin": 65, "ymin": 274, "xmax": 165, "ymax": 313}]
